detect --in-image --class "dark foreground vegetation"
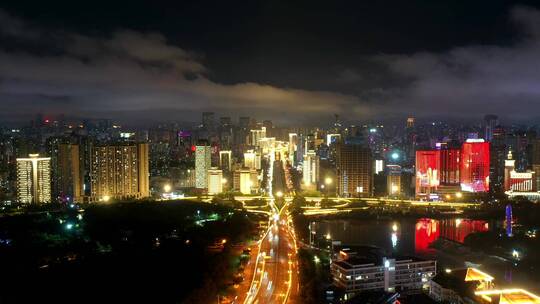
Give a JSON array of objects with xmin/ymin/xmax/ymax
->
[{"xmin": 0, "ymin": 200, "xmax": 259, "ymax": 303}]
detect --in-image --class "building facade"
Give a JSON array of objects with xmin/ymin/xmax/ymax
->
[
  {"xmin": 415, "ymin": 150, "xmax": 441, "ymax": 198},
  {"xmin": 90, "ymin": 143, "xmax": 149, "ymax": 201},
  {"xmin": 207, "ymin": 168, "xmax": 223, "ymax": 195},
  {"xmin": 17, "ymin": 154, "xmax": 51, "ymax": 204},
  {"xmin": 195, "ymin": 145, "xmax": 212, "ymax": 189},
  {"xmin": 460, "ymin": 139, "xmax": 490, "ymax": 193},
  {"xmin": 336, "ymin": 143, "xmax": 373, "ymax": 197},
  {"xmin": 331, "ymin": 256, "xmax": 436, "ymax": 296},
  {"xmin": 302, "ymin": 150, "xmax": 319, "ymax": 188},
  {"xmin": 51, "ymin": 143, "xmax": 83, "ymax": 203}
]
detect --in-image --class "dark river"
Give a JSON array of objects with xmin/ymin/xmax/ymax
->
[{"xmin": 313, "ymin": 217, "xmax": 540, "ymax": 293}]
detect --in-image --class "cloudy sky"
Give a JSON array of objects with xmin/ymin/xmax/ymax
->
[{"xmin": 2, "ymin": 1, "xmax": 540, "ymax": 126}]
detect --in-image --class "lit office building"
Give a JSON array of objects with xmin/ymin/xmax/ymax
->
[
  {"xmin": 250, "ymin": 127, "xmax": 266, "ymax": 147},
  {"xmin": 90, "ymin": 143, "xmax": 149, "ymax": 201},
  {"xmin": 460, "ymin": 139, "xmax": 490, "ymax": 193},
  {"xmin": 331, "ymin": 252, "xmax": 436, "ymax": 296},
  {"xmin": 207, "ymin": 168, "xmax": 223, "ymax": 195},
  {"xmin": 258, "ymin": 137, "xmax": 276, "ymax": 155},
  {"xmin": 415, "ymin": 150, "xmax": 441, "ymax": 198},
  {"xmin": 440, "ymin": 148, "xmax": 461, "ymax": 185},
  {"xmin": 302, "ymin": 150, "xmax": 319, "ymax": 188},
  {"xmin": 244, "ymin": 150, "xmax": 261, "ymax": 170},
  {"xmin": 17, "ymin": 154, "xmax": 52, "ymax": 204},
  {"xmin": 233, "ymin": 168, "xmax": 258, "ymax": 194},
  {"xmin": 195, "ymin": 145, "xmax": 212, "ymax": 189},
  {"xmin": 387, "ymin": 165, "xmax": 401, "ymax": 196},
  {"xmin": 336, "ymin": 143, "xmax": 373, "ymax": 197}
]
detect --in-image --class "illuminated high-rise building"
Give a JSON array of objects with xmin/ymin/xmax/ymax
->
[
  {"xmin": 90, "ymin": 143, "xmax": 149, "ymax": 201},
  {"xmin": 387, "ymin": 164, "xmax": 401, "ymax": 196},
  {"xmin": 195, "ymin": 145, "xmax": 212, "ymax": 189},
  {"xmin": 207, "ymin": 168, "xmax": 223, "ymax": 195},
  {"xmin": 415, "ymin": 150, "xmax": 441, "ymax": 198},
  {"xmin": 233, "ymin": 168, "xmax": 258, "ymax": 194},
  {"xmin": 250, "ymin": 127, "xmax": 266, "ymax": 147},
  {"xmin": 219, "ymin": 150, "xmax": 232, "ymax": 172},
  {"xmin": 243, "ymin": 150, "xmax": 261, "ymax": 170},
  {"xmin": 17, "ymin": 154, "xmax": 51, "ymax": 204},
  {"xmin": 440, "ymin": 148, "xmax": 460, "ymax": 185},
  {"xmin": 336, "ymin": 142, "xmax": 373, "ymax": 197},
  {"xmin": 302, "ymin": 150, "xmax": 319, "ymax": 188},
  {"xmin": 51, "ymin": 143, "xmax": 83, "ymax": 203},
  {"xmin": 460, "ymin": 139, "xmax": 490, "ymax": 192}
]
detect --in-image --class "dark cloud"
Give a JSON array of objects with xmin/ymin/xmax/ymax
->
[
  {"xmin": 2, "ymin": 5, "xmax": 540, "ymax": 125},
  {"xmin": 0, "ymin": 8, "xmax": 358, "ymax": 125},
  {"xmin": 342, "ymin": 6, "xmax": 540, "ymax": 122}
]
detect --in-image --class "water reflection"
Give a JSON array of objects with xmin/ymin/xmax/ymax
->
[
  {"xmin": 315, "ymin": 217, "xmax": 489, "ymax": 257},
  {"xmin": 415, "ymin": 218, "xmax": 489, "ymax": 254}
]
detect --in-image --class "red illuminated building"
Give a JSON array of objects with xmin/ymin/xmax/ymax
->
[
  {"xmin": 460, "ymin": 139, "xmax": 490, "ymax": 192},
  {"xmin": 440, "ymin": 148, "xmax": 461, "ymax": 185},
  {"xmin": 415, "ymin": 150, "xmax": 441, "ymax": 198}
]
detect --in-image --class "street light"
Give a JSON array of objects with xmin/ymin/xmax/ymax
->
[
  {"xmin": 324, "ymin": 177, "xmax": 333, "ymax": 185},
  {"xmin": 276, "ymin": 191, "xmax": 283, "ymax": 198},
  {"xmin": 163, "ymin": 184, "xmax": 172, "ymax": 193},
  {"xmin": 455, "ymin": 192, "xmax": 463, "ymax": 199},
  {"xmin": 102, "ymin": 195, "xmax": 110, "ymax": 202}
]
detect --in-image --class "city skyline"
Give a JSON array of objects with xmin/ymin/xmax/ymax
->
[{"xmin": 3, "ymin": 2, "xmax": 540, "ymax": 303}]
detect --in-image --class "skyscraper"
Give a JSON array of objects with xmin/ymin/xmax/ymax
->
[
  {"xmin": 195, "ymin": 145, "xmax": 212, "ymax": 189},
  {"xmin": 233, "ymin": 168, "xmax": 258, "ymax": 194},
  {"xmin": 207, "ymin": 168, "xmax": 223, "ymax": 194},
  {"xmin": 90, "ymin": 143, "xmax": 149, "ymax": 201},
  {"xmin": 490, "ymin": 126, "xmax": 507, "ymax": 193},
  {"xmin": 243, "ymin": 149, "xmax": 261, "ymax": 170},
  {"xmin": 440, "ymin": 148, "xmax": 460, "ymax": 185},
  {"xmin": 387, "ymin": 164, "xmax": 402, "ymax": 196},
  {"xmin": 288, "ymin": 133, "xmax": 298, "ymax": 165},
  {"xmin": 17, "ymin": 154, "xmax": 51, "ymax": 204},
  {"xmin": 460, "ymin": 139, "xmax": 490, "ymax": 192},
  {"xmin": 219, "ymin": 150, "xmax": 232, "ymax": 172},
  {"xmin": 250, "ymin": 127, "xmax": 266, "ymax": 147},
  {"xmin": 51, "ymin": 143, "xmax": 83, "ymax": 203},
  {"xmin": 336, "ymin": 143, "xmax": 373, "ymax": 197},
  {"xmin": 415, "ymin": 150, "xmax": 441, "ymax": 198},
  {"xmin": 302, "ymin": 150, "xmax": 319, "ymax": 188}
]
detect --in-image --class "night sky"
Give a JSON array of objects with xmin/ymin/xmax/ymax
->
[{"xmin": 1, "ymin": 0, "xmax": 540, "ymax": 126}]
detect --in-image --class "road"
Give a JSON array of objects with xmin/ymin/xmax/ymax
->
[{"xmin": 244, "ymin": 204, "xmax": 299, "ymax": 304}]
